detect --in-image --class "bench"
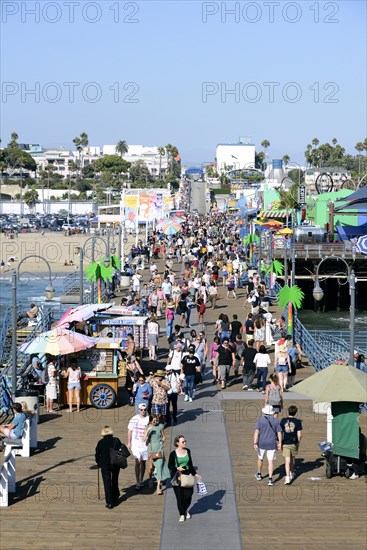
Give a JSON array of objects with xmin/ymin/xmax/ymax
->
[
  {"xmin": 0, "ymin": 450, "xmax": 16, "ymax": 507},
  {"xmin": 4, "ymin": 417, "xmax": 31, "ymax": 458}
]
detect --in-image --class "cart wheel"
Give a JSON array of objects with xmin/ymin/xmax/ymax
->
[
  {"xmin": 90, "ymin": 384, "xmax": 116, "ymax": 409},
  {"xmin": 326, "ymin": 463, "xmax": 333, "ymax": 479}
]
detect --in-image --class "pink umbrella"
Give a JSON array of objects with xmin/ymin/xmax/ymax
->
[{"xmin": 55, "ymin": 303, "xmax": 112, "ymax": 328}]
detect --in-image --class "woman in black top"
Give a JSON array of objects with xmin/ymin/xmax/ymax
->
[
  {"xmin": 168, "ymin": 435, "xmax": 201, "ymax": 522},
  {"xmin": 95, "ymin": 426, "xmax": 122, "ymax": 509}
]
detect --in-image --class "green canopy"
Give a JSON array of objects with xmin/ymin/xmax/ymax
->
[
  {"xmin": 331, "ymin": 402, "xmax": 360, "ymax": 459},
  {"xmin": 292, "ymin": 363, "xmax": 367, "ymax": 403}
]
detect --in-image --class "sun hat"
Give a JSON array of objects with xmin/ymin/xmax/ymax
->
[
  {"xmin": 262, "ymin": 404, "xmax": 275, "ymax": 415},
  {"xmin": 167, "ymin": 301, "xmax": 175, "ymax": 308},
  {"xmin": 155, "ymin": 369, "xmax": 166, "ymax": 377},
  {"xmin": 101, "ymin": 425, "xmax": 114, "ymax": 436},
  {"xmin": 278, "ymin": 345, "xmax": 287, "ymax": 353}
]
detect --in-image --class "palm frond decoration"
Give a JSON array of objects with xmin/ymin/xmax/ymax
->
[
  {"xmin": 277, "ymin": 285, "xmax": 305, "ymax": 309},
  {"xmin": 265, "ymin": 259, "xmax": 284, "ymax": 276},
  {"xmin": 110, "ymin": 255, "xmax": 121, "ymax": 270},
  {"xmin": 85, "ymin": 262, "xmax": 101, "ymax": 282},
  {"xmin": 243, "ymin": 234, "xmax": 259, "ymax": 245},
  {"xmin": 99, "ymin": 262, "xmax": 114, "ymax": 283}
]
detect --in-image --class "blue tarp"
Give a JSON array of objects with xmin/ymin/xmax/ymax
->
[{"xmin": 336, "ymin": 223, "xmax": 367, "ymax": 241}]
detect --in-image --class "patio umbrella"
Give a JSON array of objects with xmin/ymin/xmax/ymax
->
[
  {"xmin": 357, "ymin": 234, "xmax": 367, "ymax": 255},
  {"xmin": 277, "ymin": 227, "xmax": 293, "ymax": 235},
  {"xmin": 19, "ymin": 327, "xmax": 97, "ymax": 356},
  {"xmin": 55, "ymin": 303, "xmax": 112, "ymax": 328},
  {"xmin": 292, "ymin": 362, "xmax": 367, "ymax": 403},
  {"xmin": 160, "ymin": 220, "xmax": 182, "ymax": 235}
]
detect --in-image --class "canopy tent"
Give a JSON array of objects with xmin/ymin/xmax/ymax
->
[
  {"xmin": 334, "ymin": 186, "xmax": 367, "ymax": 213},
  {"xmin": 336, "ymin": 222, "xmax": 367, "ymax": 241},
  {"xmin": 259, "ymin": 210, "xmax": 287, "ymax": 219}
]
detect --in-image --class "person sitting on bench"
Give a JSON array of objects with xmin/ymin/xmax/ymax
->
[
  {"xmin": 18, "ymin": 303, "xmax": 39, "ymax": 322},
  {"xmin": 0, "ymin": 403, "xmax": 26, "ymax": 442}
]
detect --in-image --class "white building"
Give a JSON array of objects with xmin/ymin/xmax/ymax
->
[
  {"xmin": 103, "ymin": 144, "xmax": 169, "ymax": 179},
  {"xmin": 216, "ymin": 141, "xmax": 255, "ymax": 174},
  {"xmin": 305, "ymin": 167, "xmax": 352, "ymax": 190}
]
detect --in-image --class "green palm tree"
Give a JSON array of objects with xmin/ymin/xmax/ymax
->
[
  {"xmin": 244, "ymin": 234, "xmax": 259, "ymax": 266},
  {"xmin": 116, "ymin": 140, "xmax": 128, "ymax": 157},
  {"xmin": 85, "ymin": 260, "xmax": 114, "ymax": 303},
  {"xmin": 276, "ymin": 284, "xmax": 305, "ymax": 335},
  {"xmin": 158, "ymin": 146, "xmax": 165, "ymax": 179}
]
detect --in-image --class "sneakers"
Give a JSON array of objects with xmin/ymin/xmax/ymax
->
[
  {"xmin": 242, "ymin": 385, "xmax": 248, "ymax": 390},
  {"xmin": 179, "ymin": 515, "xmax": 185, "ymax": 522},
  {"xmin": 189, "ymin": 397, "xmax": 193, "ymax": 403},
  {"xmin": 284, "ymin": 476, "xmax": 291, "ymax": 485},
  {"xmin": 186, "ymin": 512, "xmax": 191, "ymax": 519},
  {"xmin": 184, "ymin": 395, "xmax": 189, "ymax": 402},
  {"xmin": 268, "ymin": 478, "xmax": 274, "ymax": 486},
  {"xmin": 349, "ymin": 473, "xmax": 359, "ymax": 480},
  {"xmin": 247, "ymin": 387, "xmax": 254, "ymax": 392},
  {"xmin": 290, "ymin": 471, "xmax": 295, "ymax": 480},
  {"xmin": 255, "ymin": 472, "xmax": 262, "ymax": 481}
]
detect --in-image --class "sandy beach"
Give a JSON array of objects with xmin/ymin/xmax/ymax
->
[{"xmin": 0, "ymin": 231, "xmax": 136, "ymax": 274}]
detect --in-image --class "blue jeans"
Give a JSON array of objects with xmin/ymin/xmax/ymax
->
[
  {"xmin": 166, "ymin": 319, "xmax": 174, "ymax": 338},
  {"xmin": 256, "ymin": 367, "xmax": 268, "ymax": 391},
  {"xmin": 184, "ymin": 375, "xmax": 195, "ymax": 398},
  {"xmin": 220, "ymin": 331, "xmax": 231, "ymax": 343}
]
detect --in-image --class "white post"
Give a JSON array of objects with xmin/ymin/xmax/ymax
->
[
  {"xmin": 135, "ymin": 190, "xmax": 140, "ymax": 246},
  {"xmin": 327, "ymin": 405, "xmax": 333, "ymax": 444}
]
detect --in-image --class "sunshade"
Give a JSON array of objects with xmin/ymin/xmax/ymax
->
[
  {"xmin": 157, "ymin": 220, "xmax": 182, "ymax": 235},
  {"xmin": 277, "ymin": 227, "xmax": 293, "ymax": 235},
  {"xmin": 292, "ymin": 362, "xmax": 367, "ymax": 403},
  {"xmin": 19, "ymin": 327, "xmax": 97, "ymax": 356},
  {"xmin": 55, "ymin": 303, "xmax": 112, "ymax": 327},
  {"xmin": 357, "ymin": 235, "xmax": 367, "ymax": 255}
]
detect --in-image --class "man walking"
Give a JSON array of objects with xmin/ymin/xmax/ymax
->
[
  {"xmin": 127, "ymin": 403, "xmax": 149, "ymax": 490},
  {"xmin": 241, "ymin": 339, "xmax": 257, "ymax": 390},
  {"xmin": 254, "ymin": 404, "xmax": 283, "ymax": 486},
  {"xmin": 215, "ymin": 338, "xmax": 235, "ymax": 390},
  {"xmin": 280, "ymin": 405, "xmax": 303, "ymax": 484},
  {"xmin": 181, "ymin": 345, "xmax": 201, "ymax": 402}
]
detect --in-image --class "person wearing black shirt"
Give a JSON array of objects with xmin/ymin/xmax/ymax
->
[
  {"xmin": 241, "ymin": 339, "xmax": 257, "ymax": 390},
  {"xmin": 244, "ymin": 313, "xmax": 255, "ymax": 344},
  {"xmin": 230, "ymin": 314, "xmax": 242, "ymax": 343},
  {"xmin": 215, "ymin": 339, "xmax": 235, "ymax": 389},
  {"xmin": 280, "ymin": 405, "xmax": 303, "ymax": 484},
  {"xmin": 181, "ymin": 347, "xmax": 201, "ymax": 402},
  {"xmin": 95, "ymin": 426, "xmax": 122, "ymax": 509}
]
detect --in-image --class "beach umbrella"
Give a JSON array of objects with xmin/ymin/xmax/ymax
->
[
  {"xmin": 357, "ymin": 235, "xmax": 367, "ymax": 255},
  {"xmin": 55, "ymin": 303, "xmax": 112, "ymax": 328},
  {"xmin": 160, "ymin": 220, "xmax": 182, "ymax": 235},
  {"xmin": 292, "ymin": 362, "xmax": 367, "ymax": 403},
  {"xmin": 19, "ymin": 327, "xmax": 97, "ymax": 356},
  {"xmin": 276, "ymin": 227, "xmax": 293, "ymax": 235}
]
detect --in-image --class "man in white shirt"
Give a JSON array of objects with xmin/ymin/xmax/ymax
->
[
  {"xmin": 127, "ymin": 404, "xmax": 149, "ymax": 490},
  {"xmin": 132, "ymin": 273, "xmax": 142, "ymax": 297}
]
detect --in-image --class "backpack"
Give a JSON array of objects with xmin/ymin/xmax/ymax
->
[
  {"xmin": 268, "ymin": 385, "xmax": 281, "ymax": 406},
  {"xmin": 235, "ymin": 342, "xmax": 245, "ymax": 359}
]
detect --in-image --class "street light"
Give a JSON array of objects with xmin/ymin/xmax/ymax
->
[
  {"xmin": 313, "ymin": 256, "xmax": 356, "ymax": 365},
  {"xmin": 12, "ymin": 255, "xmax": 55, "ymax": 398},
  {"xmin": 79, "ymin": 236, "xmax": 111, "ymax": 305}
]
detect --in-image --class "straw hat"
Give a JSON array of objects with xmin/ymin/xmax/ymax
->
[
  {"xmin": 101, "ymin": 425, "xmax": 114, "ymax": 436},
  {"xmin": 262, "ymin": 405, "xmax": 275, "ymax": 415},
  {"xmin": 278, "ymin": 345, "xmax": 287, "ymax": 353},
  {"xmin": 155, "ymin": 369, "xmax": 166, "ymax": 378},
  {"xmin": 167, "ymin": 301, "xmax": 175, "ymax": 308}
]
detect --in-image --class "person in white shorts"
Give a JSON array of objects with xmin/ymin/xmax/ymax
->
[
  {"xmin": 253, "ymin": 404, "xmax": 283, "ymax": 486},
  {"xmin": 127, "ymin": 403, "xmax": 149, "ymax": 490}
]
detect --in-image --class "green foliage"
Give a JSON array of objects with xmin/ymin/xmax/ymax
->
[
  {"xmin": 110, "ymin": 255, "xmax": 121, "ymax": 270},
  {"xmin": 23, "ymin": 188, "xmax": 39, "ymax": 205},
  {"xmin": 276, "ymin": 285, "xmax": 305, "ymax": 310},
  {"xmin": 129, "ymin": 159, "xmax": 153, "ymax": 184},
  {"xmin": 288, "ymin": 169, "xmax": 304, "ymax": 185},
  {"xmin": 115, "ymin": 140, "xmax": 128, "ymax": 157},
  {"xmin": 244, "ymin": 234, "xmax": 259, "ymax": 245},
  {"xmin": 85, "ymin": 260, "xmax": 114, "ymax": 283},
  {"xmin": 265, "ymin": 259, "xmax": 284, "ymax": 276},
  {"xmin": 2, "ymin": 147, "xmax": 37, "ymax": 172},
  {"xmin": 93, "ymin": 155, "xmax": 130, "ymax": 177}
]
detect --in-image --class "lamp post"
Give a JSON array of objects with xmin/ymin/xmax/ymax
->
[
  {"xmin": 12, "ymin": 255, "xmax": 55, "ymax": 397},
  {"xmin": 313, "ymin": 256, "xmax": 356, "ymax": 365},
  {"xmin": 79, "ymin": 236, "xmax": 111, "ymax": 305}
]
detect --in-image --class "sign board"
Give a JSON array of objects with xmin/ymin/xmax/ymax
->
[{"xmin": 298, "ymin": 185, "xmax": 306, "ymax": 205}]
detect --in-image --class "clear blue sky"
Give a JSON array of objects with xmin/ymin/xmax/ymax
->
[{"xmin": 1, "ymin": 0, "xmax": 366, "ymax": 165}]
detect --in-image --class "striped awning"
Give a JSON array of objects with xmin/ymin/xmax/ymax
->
[{"xmin": 259, "ymin": 210, "xmax": 287, "ymax": 219}]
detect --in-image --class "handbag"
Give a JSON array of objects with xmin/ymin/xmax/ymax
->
[
  {"xmin": 180, "ymin": 473, "xmax": 195, "ymax": 488},
  {"xmin": 110, "ymin": 438, "xmax": 130, "ymax": 469},
  {"xmin": 171, "ymin": 471, "xmax": 181, "ymax": 487},
  {"xmin": 149, "ymin": 451, "xmax": 163, "ymax": 460}
]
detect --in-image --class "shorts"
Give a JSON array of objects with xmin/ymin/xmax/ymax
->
[
  {"xmin": 68, "ymin": 382, "xmax": 81, "ymax": 390},
  {"xmin": 218, "ymin": 364, "xmax": 230, "ymax": 381},
  {"xmin": 212, "ymin": 274, "xmax": 218, "ymax": 281},
  {"xmin": 152, "ymin": 403, "xmax": 167, "ymax": 416},
  {"xmin": 258, "ymin": 448, "xmax": 276, "ymax": 461},
  {"xmin": 133, "ymin": 285, "xmax": 140, "ymax": 292},
  {"xmin": 131, "ymin": 446, "xmax": 148, "ymax": 461},
  {"xmin": 282, "ymin": 444, "xmax": 298, "ymax": 458},
  {"xmin": 246, "ymin": 334, "xmax": 254, "ymax": 344},
  {"xmin": 275, "ymin": 365, "xmax": 288, "ymax": 373},
  {"xmin": 3, "ymin": 428, "xmax": 17, "ymax": 439}
]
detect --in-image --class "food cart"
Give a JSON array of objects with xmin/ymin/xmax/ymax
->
[{"xmin": 59, "ymin": 308, "xmax": 149, "ymax": 409}]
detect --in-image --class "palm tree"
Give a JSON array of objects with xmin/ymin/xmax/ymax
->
[
  {"xmin": 9, "ymin": 132, "xmax": 19, "ymax": 148},
  {"xmin": 158, "ymin": 146, "xmax": 165, "ymax": 179},
  {"xmin": 312, "ymin": 138, "xmax": 319, "ymax": 148},
  {"xmin": 331, "ymin": 138, "xmax": 338, "ymax": 146},
  {"xmin": 276, "ymin": 284, "xmax": 305, "ymax": 335},
  {"xmin": 282, "ymin": 155, "xmax": 290, "ymax": 168},
  {"xmin": 244, "ymin": 233, "xmax": 259, "ymax": 267},
  {"xmin": 261, "ymin": 139, "xmax": 270, "ymax": 151},
  {"xmin": 85, "ymin": 260, "xmax": 114, "ymax": 303},
  {"xmin": 73, "ymin": 132, "xmax": 89, "ymax": 175},
  {"xmin": 355, "ymin": 142, "xmax": 364, "ymax": 174},
  {"xmin": 116, "ymin": 140, "xmax": 128, "ymax": 157}
]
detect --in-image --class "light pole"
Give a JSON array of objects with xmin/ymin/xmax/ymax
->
[
  {"xmin": 313, "ymin": 256, "xmax": 356, "ymax": 365},
  {"xmin": 12, "ymin": 255, "xmax": 55, "ymax": 397},
  {"xmin": 79, "ymin": 236, "xmax": 111, "ymax": 305}
]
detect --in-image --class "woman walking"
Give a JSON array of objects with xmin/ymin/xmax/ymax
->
[
  {"xmin": 274, "ymin": 344, "xmax": 291, "ymax": 391},
  {"xmin": 254, "ymin": 345, "xmax": 271, "ymax": 394},
  {"xmin": 147, "ymin": 315, "xmax": 159, "ymax": 360},
  {"xmin": 168, "ymin": 435, "xmax": 202, "ymax": 522},
  {"xmin": 144, "ymin": 415, "xmax": 170, "ymax": 494},
  {"xmin": 95, "ymin": 426, "xmax": 122, "ymax": 509},
  {"xmin": 265, "ymin": 373, "xmax": 283, "ymax": 418},
  {"xmin": 254, "ymin": 318, "xmax": 266, "ymax": 352},
  {"xmin": 45, "ymin": 355, "xmax": 58, "ymax": 413}
]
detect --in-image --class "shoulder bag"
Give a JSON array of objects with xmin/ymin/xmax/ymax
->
[{"xmin": 110, "ymin": 438, "xmax": 130, "ymax": 469}]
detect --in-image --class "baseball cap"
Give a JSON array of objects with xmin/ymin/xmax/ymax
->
[{"xmin": 138, "ymin": 404, "xmax": 147, "ymax": 411}]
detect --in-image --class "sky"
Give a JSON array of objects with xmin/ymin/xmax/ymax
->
[{"xmin": 1, "ymin": 0, "xmax": 366, "ymax": 166}]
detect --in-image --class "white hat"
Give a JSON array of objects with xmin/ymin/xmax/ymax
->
[{"xmin": 262, "ymin": 404, "xmax": 275, "ymax": 415}]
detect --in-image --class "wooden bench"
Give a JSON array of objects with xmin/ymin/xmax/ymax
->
[
  {"xmin": 0, "ymin": 450, "xmax": 16, "ymax": 507},
  {"xmin": 4, "ymin": 417, "xmax": 31, "ymax": 458}
]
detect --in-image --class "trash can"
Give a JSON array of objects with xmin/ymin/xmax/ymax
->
[
  {"xmin": 15, "ymin": 390, "xmax": 39, "ymax": 448},
  {"xmin": 120, "ymin": 272, "xmax": 131, "ymax": 288}
]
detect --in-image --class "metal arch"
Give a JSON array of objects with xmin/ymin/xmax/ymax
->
[
  {"xmin": 315, "ymin": 172, "xmax": 334, "ymax": 194},
  {"xmin": 341, "ymin": 178, "xmax": 357, "ymax": 190},
  {"xmin": 16, "ymin": 254, "xmax": 53, "ymax": 287},
  {"xmin": 357, "ymin": 173, "xmax": 367, "ymax": 189},
  {"xmin": 82, "ymin": 235, "xmax": 109, "ymax": 259}
]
